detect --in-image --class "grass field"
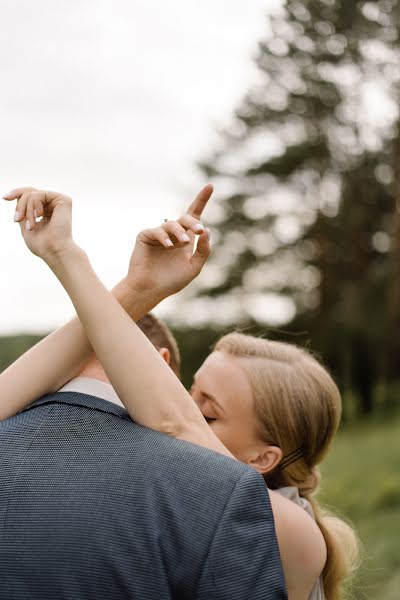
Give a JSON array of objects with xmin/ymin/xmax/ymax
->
[{"xmin": 318, "ymin": 415, "xmax": 400, "ymax": 599}]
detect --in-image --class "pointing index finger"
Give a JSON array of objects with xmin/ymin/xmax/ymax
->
[{"xmin": 186, "ymin": 184, "xmax": 214, "ymax": 219}]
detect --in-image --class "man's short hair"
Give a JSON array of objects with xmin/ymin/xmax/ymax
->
[{"xmin": 136, "ymin": 313, "xmax": 181, "ymax": 377}]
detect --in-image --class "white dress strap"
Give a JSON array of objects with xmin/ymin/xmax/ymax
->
[{"xmin": 275, "ymin": 486, "xmax": 326, "ymax": 600}]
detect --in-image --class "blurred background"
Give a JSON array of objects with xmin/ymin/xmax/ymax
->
[{"xmin": 1, "ymin": 1, "xmax": 400, "ymax": 597}]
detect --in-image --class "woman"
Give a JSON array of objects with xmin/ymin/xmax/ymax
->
[{"xmin": 1, "ymin": 187, "xmax": 358, "ymax": 599}]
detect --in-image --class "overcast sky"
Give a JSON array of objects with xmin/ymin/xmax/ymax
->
[{"xmin": 0, "ymin": 0, "xmax": 282, "ymax": 334}]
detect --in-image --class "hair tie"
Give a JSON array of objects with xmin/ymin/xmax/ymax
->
[{"xmin": 279, "ymin": 446, "xmax": 305, "ymax": 471}]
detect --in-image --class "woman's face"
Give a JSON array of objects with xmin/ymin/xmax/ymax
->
[{"xmin": 190, "ymin": 351, "xmax": 266, "ymax": 464}]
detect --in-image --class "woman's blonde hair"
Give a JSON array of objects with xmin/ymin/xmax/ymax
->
[{"xmin": 214, "ymin": 332, "xmax": 360, "ymax": 600}]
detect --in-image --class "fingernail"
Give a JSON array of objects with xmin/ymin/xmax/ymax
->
[
  {"xmin": 3, "ymin": 193, "xmax": 11, "ymax": 199},
  {"xmin": 166, "ymin": 239, "xmax": 173, "ymax": 247},
  {"xmin": 14, "ymin": 211, "xmax": 20, "ymax": 222},
  {"xmin": 34, "ymin": 210, "xmax": 38, "ymax": 219},
  {"xmin": 25, "ymin": 221, "xmax": 31, "ymax": 231},
  {"xmin": 195, "ymin": 224, "xmax": 204, "ymax": 232},
  {"xmin": 181, "ymin": 233, "xmax": 190, "ymax": 243}
]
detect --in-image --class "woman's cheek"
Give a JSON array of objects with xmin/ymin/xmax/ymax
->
[{"xmin": 211, "ymin": 422, "xmax": 228, "ymax": 443}]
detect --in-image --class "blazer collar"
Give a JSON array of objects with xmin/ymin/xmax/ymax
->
[{"xmin": 22, "ymin": 391, "xmax": 131, "ymax": 421}]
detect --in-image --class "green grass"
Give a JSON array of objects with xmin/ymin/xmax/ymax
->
[{"xmin": 318, "ymin": 417, "xmax": 400, "ymax": 600}]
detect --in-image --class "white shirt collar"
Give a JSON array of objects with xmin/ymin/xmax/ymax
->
[{"xmin": 58, "ymin": 377, "xmax": 125, "ymax": 409}]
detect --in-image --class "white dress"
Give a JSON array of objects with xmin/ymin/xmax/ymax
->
[{"xmin": 276, "ymin": 486, "xmax": 326, "ymax": 600}]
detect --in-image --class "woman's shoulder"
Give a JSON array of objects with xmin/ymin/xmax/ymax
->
[{"xmin": 269, "ymin": 489, "xmax": 326, "ymax": 598}]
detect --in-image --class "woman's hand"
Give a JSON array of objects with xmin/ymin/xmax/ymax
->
[
  {"xmin": 3, "ymin": 183, "xmax": 214, "ymax": 300},
  {"xmin": 3, "ymin": 187, "xmax": 76, "ymax": 262},
  {"xmin": 126, "ymin": 184, "xmax": 213, "ymax": 299}
]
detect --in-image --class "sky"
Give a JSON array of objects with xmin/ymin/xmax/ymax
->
[{"xmin": 0, "ymin": 0, "xmax": 281, "ymax": 334}]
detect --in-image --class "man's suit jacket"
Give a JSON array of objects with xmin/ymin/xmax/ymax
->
[{"xmin": 0, "ymin": 392, "xmax": 287, "ymax": 599}]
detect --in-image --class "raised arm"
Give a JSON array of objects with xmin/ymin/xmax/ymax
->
[
  {"xmin": 7, "ymin": 188, "xmax": 232, "ymax": 457},
  {"xmin": 49, "ymin": 244, "xmax": 232, "ymax": 453},
  {"xmin": 0, "ymin": 185, "xmax": 214, "ymax": 421},
  {"xmin": 0, "ymin": 281, "xmax": 160, "ymax": 419}
]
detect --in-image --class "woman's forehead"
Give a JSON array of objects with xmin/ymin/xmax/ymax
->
[
  {"xmin": 195, "ymin": 351, "xmax": 237, "ymax": 379},
  {"xmin": 195, "ymin": 352, "xmax": 253, "ymax": 406}
]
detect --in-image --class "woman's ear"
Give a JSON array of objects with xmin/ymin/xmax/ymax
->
[{"xmin": 247, "ymin": 444, "xmax": 283, "ymax": 476}]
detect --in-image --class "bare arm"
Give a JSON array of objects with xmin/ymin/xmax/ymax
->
[
  {"xmin": 49, "ymin": 245, "xmax": 232, "ymax": 458},
  {"xmin": 0, "ymin": 186, "xmax": 233, "ymax": 459},
  {"xmin": 0, "ymin": 280, "xmax": 160, "ymax": 420},
  {"xmin": 0, "ymin": 185, "xmax": 212, "ymax": 421}
]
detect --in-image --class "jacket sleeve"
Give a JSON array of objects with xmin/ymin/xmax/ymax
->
[{"xmin": 196, "ymin": 468, "xmax": 288, "ymax": 600}]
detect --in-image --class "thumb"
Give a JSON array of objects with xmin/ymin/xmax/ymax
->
[
  {"xmin": 191, "ymin": 229, "xmax": 211, "ymax": 275},
  {"xmin": 51, "ymin": 199, "xmax": 72, "ymax": 226}
]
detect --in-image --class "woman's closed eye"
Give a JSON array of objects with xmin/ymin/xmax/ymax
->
[
  {"xmin": 190, "ymin": 385, "xmax": 220, "ymax": 422},
  {"xmin": 201, "ymin": 401, "xmax": 219, "ymax": 423},
  {"xmin": 203, "ymin": 413, "xmax": 217, "ymax": 423}
]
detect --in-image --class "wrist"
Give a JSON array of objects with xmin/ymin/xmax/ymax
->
[
  {"xmin": 112, "ymin": 277, "xmax": 165, "ymax": 317},
  {"xmin": 43, "ymin": 243, "xmax": 87, "ymax": 271}
]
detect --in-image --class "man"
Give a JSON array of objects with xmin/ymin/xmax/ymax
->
[{"xmin": 0, "ymin": 186, "xmax": 287, "ymax": 599}]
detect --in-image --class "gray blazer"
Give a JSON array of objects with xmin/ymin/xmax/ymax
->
[{"xmin": 0, "ymin": 392, "xmax": 287, "ymax": 599}]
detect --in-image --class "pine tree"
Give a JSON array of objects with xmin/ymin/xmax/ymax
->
[{"xmin": 188, "ymin": 0, "xmax": 400, "ymax": 415}]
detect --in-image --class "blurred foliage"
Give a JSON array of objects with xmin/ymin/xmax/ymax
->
[
  {"xmin": 186, "ymin": 0, "xmax": 400, "ymax": 416},
  {"xmin": 172, "ymin": 326, "xmax": 222, "ymax": 389},
  {"xmin": 319, "ymin": 415, "xmax": 400, "ymax": 600},
  {"xmin": 0, "ymin": 335, "xmax": 43, "ymax": 373}
]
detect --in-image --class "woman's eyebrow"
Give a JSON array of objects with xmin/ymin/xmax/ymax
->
[
  {"xmin": 192, "ymin": 376, "xmax": 227, "ymax": 415},
  {"xmin": 202, "ymin": 391, "xmax": 227, "ymax": 415}
]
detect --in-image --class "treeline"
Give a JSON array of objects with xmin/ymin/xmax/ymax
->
[
  {"xmin": 1, "ymin": 323, "xmax": 399, "ymax": 423},
  {"xmin": 0, "ymin": 335, "xmax": 44, "ymax": 374}
]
